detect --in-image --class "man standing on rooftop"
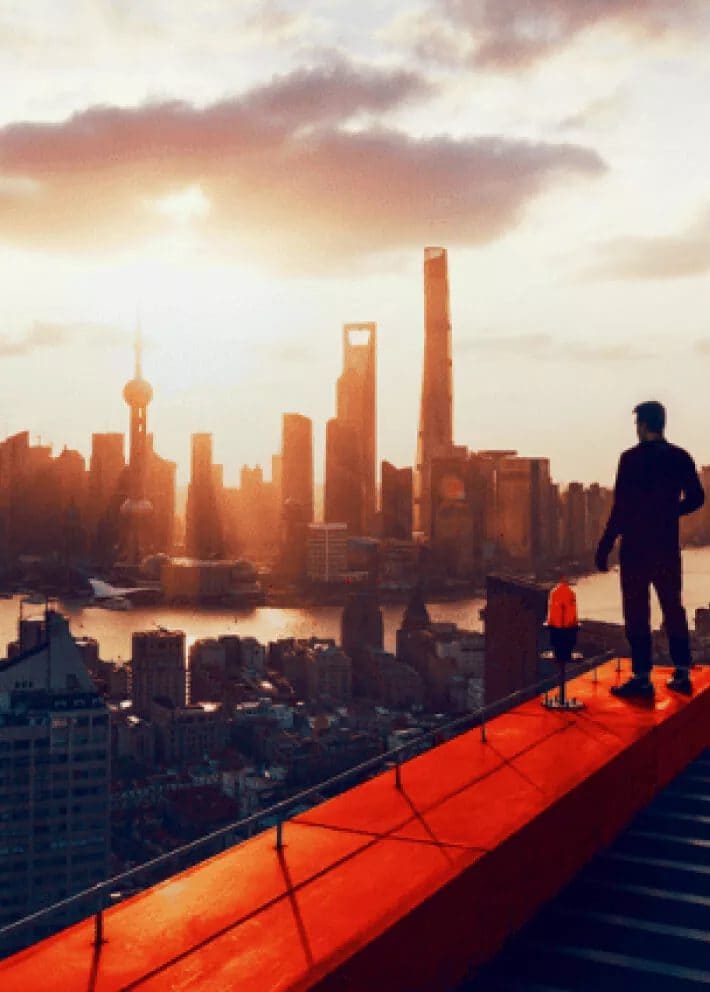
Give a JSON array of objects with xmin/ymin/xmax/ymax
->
[{"xmin": 595, "ymin": 401, "xmax": 704, "ymax": 699}]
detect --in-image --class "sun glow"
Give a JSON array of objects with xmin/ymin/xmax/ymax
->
[{"xmin": 154, "ymin": 185, "xmax": 210, "ymax": 223}]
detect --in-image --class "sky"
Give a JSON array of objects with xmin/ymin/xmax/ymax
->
[{"xmin": 2, "ymin": 0, "xmax": 710, "ymax": 487}]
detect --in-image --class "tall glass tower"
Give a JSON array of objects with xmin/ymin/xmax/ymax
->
[{"xmin": 416, "ymin": 247, "xmax": 453, "ymax": 538}]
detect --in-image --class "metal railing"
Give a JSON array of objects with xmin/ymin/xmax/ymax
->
[{"xmin": 0, "ymin": 650, "xmax": 618, "ymax": 958}]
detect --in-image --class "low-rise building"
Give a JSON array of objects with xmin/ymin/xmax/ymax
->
[
  {"xmin": 131, "ymin": 629, "xmax": 186, "ymax": 718},
  {"xmin": 113, "ymin": 710, "xmax": 156, "ymax": 765},
  {"xmin": 161, "ymin": 558, "xmax": 263, "ymax": 604},
  {"xmin": 152, "ymin": 699, "xmax": 228, "ymax": 764}
]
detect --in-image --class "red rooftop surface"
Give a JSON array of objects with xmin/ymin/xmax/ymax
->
[{"xmin": 2, "ymin": 659, "xmax": 709, "ymax": 991}]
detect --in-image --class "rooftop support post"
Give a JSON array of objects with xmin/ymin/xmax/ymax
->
[{"xmin": 93, "ymin": 905, "xmax": 104, "ymax": 948}]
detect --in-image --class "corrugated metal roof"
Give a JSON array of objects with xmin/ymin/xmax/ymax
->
[{"xmin": 462, "ymin": 748, "xmax": 710, "ymax": 991}]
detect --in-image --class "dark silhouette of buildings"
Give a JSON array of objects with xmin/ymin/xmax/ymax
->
[
  {"xmin": 563, "ymin": 481, "xmax": 587, "ymax": 559},
  {"xmin": 341, "ymin": 587, "xmax": 384, "ymax": 696},
  {"xmin": 185, "ymin": 433, "xmax": 223, "ymax": 559},
  {"xmin": 144, "ymin": 434, "xmax": 176, "ymax": 555},
  {"xmin": 424, "ymin": 449, "xmax": 572, "ymax": 578},
  {"xmin": 280, "ymin": 414, "xmax": 314, "ymax": 577},
  {"xmin": 681, "ymin": 465, "xmax": 710, "ymax": 545},
  {"xmin": 281, "ymin": 414, "xmax": 313, "ymax": 521},
  {"xmin": 90, "ymin": 434, "xmax": 125, "ymax": 508},
  {"xmin": 416, "ymin": 247, "xmax": 454, "ymax": 538},
  {"xmin": 430, "ymin": 449, "xmax": 479, "ymax": 577},
  {"xmin": 495, "ymin": 456, "xmax": 556, "ymax": 572},
  {"xmin": 229, "ymin": 464, "xmax": 280, "ymax": 559},
  {"xmin": 325, "ymin": 419, "xmax": 360, "ymax": 534},
  {"xmin": 0, "ymin": 432, "xmax": 91, "ymax": 567},
  {"xmin": 381, "ymin": 461, "xmax": 413, "ymax": 541},
  {"xmin": 1, "ymin": 247, "xmax": 707, "ymax": 586},
  {"xmin": 325, "ymin": 323, "xmax": 376, "ymax": 536},
  {"xmin": 89, "ymin": 433, "xmax": 125, "ymax": 562}
]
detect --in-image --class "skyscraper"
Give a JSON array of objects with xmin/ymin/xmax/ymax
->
[
  {"xmin": 185, "ymin": 433, "xmax": 223, "ymax": 559},
  {"xmin": 325, "ymin": 323, "xmax": 376, "ymax": 535},
  {"xmin": 416, "ymin": 247, "xmax": 454, "ymax": 538},
  {"xmin": 233, "ymin": 463, "xmax": 279, "ymax": 558},
  {"xmin": 0, "ymin": 433, "xmax": 60, "ymax": 560},
  {"xmin": 325, "ymin": 418, "xmax": 361, "ymax": 533},
  {"xmin": 280, "ymin": 415, "xmax": 313, "ymax": 577},
  {"xmin": 144, "ymin": 433, "xmax": 177, "ymax": 555},
  {"xmin": 281, "ymin": 414, "xmax": 313, "ymax": 522},
  {"xmin": 0, "ymin": 611, "xmax": 110, "ymax": 952},
  {"xmin": 381, "ymin": 461, "xmax": 413, "ymax": 541},
  {"xmin": 496, "ymin": 456, "xmax": 553, "ymax": 572},
  {"xmin": 89, "ymin": 434, "xmax": 125, "ymax": 502},
  {"xmin": 341, "ymin": 587, "xmax": 384, "ymax": 696},
  {"xmin": 88, "ymin": 433, "xmax": 125, "ymax": 564},
  {"xmin": 430, "ymin": 449, "xmax": 476, "ymax": 577},
  {"xmin": 563, "ymin": 482, "xmax": 587, "ymax": 559},
  {"xmin": 121, "ymin": 326, "xmax": 154, "ymax": 562}
]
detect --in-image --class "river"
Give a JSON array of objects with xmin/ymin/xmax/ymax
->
[{"xmin": 3, "ymin": 547, "xmax": 710, "ymax": 661}]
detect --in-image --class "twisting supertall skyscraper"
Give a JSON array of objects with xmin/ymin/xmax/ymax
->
[
  {"xmin": 121, "ymin": 324, "xmax": 154, "ymax": 561},
  {"xmin": 416, "ymin": 247, "xmax": 454, "ymax": 538}
]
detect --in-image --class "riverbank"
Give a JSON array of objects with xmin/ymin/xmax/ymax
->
[{"xmin": 1, "ymin": 545, "xmax": 708, "ymax": 662}]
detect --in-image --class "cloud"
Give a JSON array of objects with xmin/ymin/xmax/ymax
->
[
  {"xmin": 0, "ymin": 321, "xmax": 122, "ymax": 357},
  {"xmin": 241, "ymin": 57, "xmax": 433, "ymax": 128},
  {"xmin": 266, "ymin": 341, "xmax": 317, "ymax": 364},
  {"xmin": 458, "ymin": 332, "xmax": 551, "ymax": 356},
  {"xmin": 459, "ymin": 332, "xmax": 655, "ymax": 362},
  {"xmin": 242, "ymin": 2, "xmax": 318, "ymax": 44},
  {"xmin": 0, "ymin": 57, "xmax": 604, "ymax": 270},
  {"xmin": 578, "ymin": 343, "xmax": 653, "ymax": 362},
  {"xmin": 395, "ymin": 1, "xmax": 708, "ymax": 71},
  {"xmin": 557, "ymin": 89, "xmax": 627, "ymax": 132},
  {"xmin": 590, "ymin": 210, "xmax": 710, "ymax": 280},
  {"xmin": 92, "ymin": 0, "xmax": 321, "ymax": 53}
]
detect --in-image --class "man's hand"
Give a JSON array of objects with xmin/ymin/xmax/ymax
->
[{"xmin": 594, "ymin": 541, "xmax": 610, "ymax": 573}]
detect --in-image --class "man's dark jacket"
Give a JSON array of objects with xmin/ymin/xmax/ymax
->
[{"xmin": 598, "ymin": 439, "xmax": 705, "ymax": 559}]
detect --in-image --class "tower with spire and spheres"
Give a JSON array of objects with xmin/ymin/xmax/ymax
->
[{"xmin": 120, "ymin": 323, "xmax": 154, "ymax": 563}]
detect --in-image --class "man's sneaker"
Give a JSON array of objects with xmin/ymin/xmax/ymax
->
[
  {"xmin": 610, "ymin": 676, "xmax": 655, "ymax": 700},
  {"xmin": 666, "ymin": 675, "xmax": 693, "ymax": 696}
]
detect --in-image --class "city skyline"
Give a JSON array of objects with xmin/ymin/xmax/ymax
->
[
  {"xmin": 1, "ymin": 271, "xmax": 707, "ymax": 495},
  {"xmin": 0, "ymin": 274, "xmax": 707, "ymax": 494},
  {"xmin": 2, "ymin": 3, "xmax": 710, "ymax": 975},
  {"xmin": 3, "ymin": 3, "xmax": 710, "ymax": 486}
]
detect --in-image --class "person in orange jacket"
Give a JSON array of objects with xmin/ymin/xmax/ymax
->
[{"xmin": 546, "ymin": 577, "xmax": 578, "ymax": 664}]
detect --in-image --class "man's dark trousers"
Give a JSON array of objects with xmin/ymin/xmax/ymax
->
[{"xmin": 620, "ymin": 547, "xmax": 691, "ymax": 676}]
